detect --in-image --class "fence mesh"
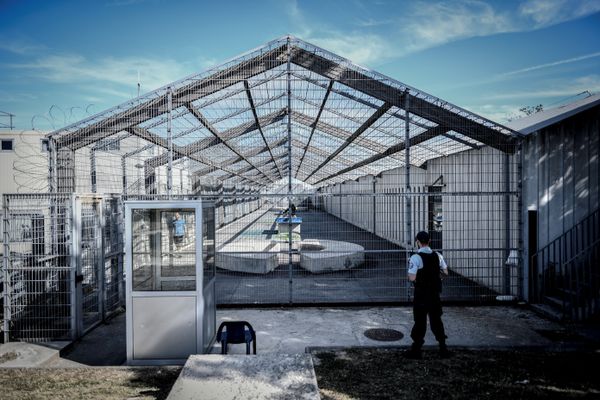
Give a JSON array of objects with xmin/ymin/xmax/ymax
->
[
  {"xmin": 2, "ymin": 36, "xmax": 524, "ymax": 340},
  {"xmin": 2, "ymin": 194, "xmax": 124, "ymax": 341}
]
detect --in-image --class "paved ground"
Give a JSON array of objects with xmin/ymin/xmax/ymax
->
[
  {"xmin": 3, "ymin": 305, "xmax": 597, "ymax": 369},
  {"xmin": 212, "ymin": 306, "xmax": 569, "ymax": 354},
  {"xmin": 26, "ymin": 306, "xmax": 571, "ymax": 366},
  {"xmin": 2, "ymin": 305, "xmax": 598, "ymax": 400}
]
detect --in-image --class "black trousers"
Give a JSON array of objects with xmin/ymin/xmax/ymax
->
[{"xmin": 410, "ymin": 292, "xmax": 447, "ymax": 347}]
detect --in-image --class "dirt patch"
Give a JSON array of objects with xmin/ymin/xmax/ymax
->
[
  {"xmin": 0, "ymin": 366, "xmax": 181, "ymax": 400},
  {"xmin": 313, "ymin": 348, "xmax": 600, "ymax": 400},
  {"xmin": 0, "ymin": 352, "xmax": 18, "ymax": 364}
]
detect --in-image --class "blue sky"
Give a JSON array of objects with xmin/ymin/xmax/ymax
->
[{"xmin": 0, "ymin": 0, "xmax": 599, "ymax": 130}]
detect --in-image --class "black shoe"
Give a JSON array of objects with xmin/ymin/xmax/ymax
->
[{"xmin": 403, "ymin": 347, "xmax": 422, "ymax": 359}]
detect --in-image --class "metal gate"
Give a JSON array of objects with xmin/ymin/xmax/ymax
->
[{"xmin": 2, "ymin": 193, "xmax": 123, "ymax": 342}]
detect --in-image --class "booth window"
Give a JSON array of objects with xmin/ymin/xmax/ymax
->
[{"xmin": 131, "ymin": 208, "xmax": 197, "ymax": 291}]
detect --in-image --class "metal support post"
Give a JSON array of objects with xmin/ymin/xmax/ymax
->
[
  {"xmin": 180, "ymin": 162, "xmax": 184, "ymax": 194},
  {"xmin": 286, "ymin": 36, "xmax": 293, "ymax": 304},
  {"xmin": 3, "ymin": 197, "xmax": 11, "ymax": 343},
  {"xmin": 97, "ymin": 199, "xmax": 106, "ymax": 321},
  {"xmin": 90, "ymin": 149, "xmax": 97, "ymax": 193},
  {"xmin": 339, "ymin": 184, "xmax": 342, "ymax": 218},
  {"xmin": 121, "ymin": 156, "xmax": 127, "ymax": 195},
  {"xmin": 48, "ymin": 138, "xmax": 56, "ymax": 193},
  {"xmin": 70, "ymin": 195, "xmax": 81, "ymax": 340},
  {"xmin": 518, "ymin": 143, "xmax": 525, "ymax": 300},
  {"xmin": 504, "ymin": 153, "xmax": 511, "ymax": 295},
  {"xmin": 404, "ymin": 90, "xmax": 412, "ymax": 245},
  {"xmin": 167, "ymin": 87, "xmax": 173, "ymax": 198},
  {"xmin": 372, "ymin": 176, "xmax": 377, "ymax": 234}
]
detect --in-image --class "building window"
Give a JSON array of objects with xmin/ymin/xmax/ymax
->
[
  {"xmin": 41, "ymin": 138, "xmax": 50, "ymax": 152},
  {"xmin": 1, "ymin": 139, "xmax": 14, "ymax": 151}
]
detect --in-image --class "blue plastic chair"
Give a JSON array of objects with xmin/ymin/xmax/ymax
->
[{"xmin": 216, "ymin": 321, "xmax": 256, "ymax": 355}]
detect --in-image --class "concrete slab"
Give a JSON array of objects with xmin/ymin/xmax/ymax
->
[
  {"xmin": 300, "ymin": 240, "xmax": 364, "ymax": 273},
  {"xmin": 167, "ymin": 354, "xmax": 320, "ymax": 400},
  {"xmin": 216, "ymin": 240, "xmax": 280, "ymax": 274},
  {"xmin": 0, "ymin": 341, "xmax": 69, "ymax": 367}
]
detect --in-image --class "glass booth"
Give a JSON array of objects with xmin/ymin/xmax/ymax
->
[{"xmin": 125, "ymin": 200, "xmax": 216, "ymax": 365}]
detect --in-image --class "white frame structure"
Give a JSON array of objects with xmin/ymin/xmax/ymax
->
[{"xmin": 125, "ymin": 200, "xmax": 211, "ymax": 365}]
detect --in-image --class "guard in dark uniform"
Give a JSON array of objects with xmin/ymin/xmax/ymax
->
[{"xmin": 404, "ymin": 231, "xmax": 450, "ymax": 359}]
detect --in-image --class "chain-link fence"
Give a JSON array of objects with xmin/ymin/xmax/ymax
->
[
  {"xmin": 2, "ymin": 194, "xmax": 123, "ymax": 342},
  {"xmin": 2, "ymin": 36, "xmax": 524, "ymax": 341}
]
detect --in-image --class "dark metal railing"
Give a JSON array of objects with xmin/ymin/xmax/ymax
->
[{"xmin": 532, "ymin": 207, "xmax": 600, "ymax": 320}]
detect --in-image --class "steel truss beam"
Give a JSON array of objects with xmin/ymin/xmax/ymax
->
[
  {"xmin": 303, "ymin": 102, "xmax": 392, "ymax": 181},
  {"xmin": 313, "ymin": 125, "xmax": 451, "ymax": 185},
  {"xmin": 289, "ymin": 46, "xmax": 519, "ymax": 153},
  {"xmin": 129, "ymin": 125, "xmax": 268, "ymax": 186},
  {"xmin": 54, "ymin": 45, "xmax": 288, "ymax": 151},
  {"xmin": 243, "ymin": 80, "xmax": 284, "ymax": 179},
  {"xmin": 295, "ymin": 80, "xmax": 333, "ymax": 179},
  {"xmin": 185, "ymin": 103, "xmax": 276, "ymax": 183},
  {"xmin": 192, "ymin": 137, "xmax": 288, "ymax": 177},
  {"xmin": 144, "ymin": 108, "xmax": 287, "ymax": 169},
  {"xmin": 193, "ymin": 137, "xmax": 361, "ymax": 185}
]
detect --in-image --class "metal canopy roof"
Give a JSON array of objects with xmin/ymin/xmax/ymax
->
[{"xmin": 48, "ymin": 36, "xmax": 521, "ymax": 190}]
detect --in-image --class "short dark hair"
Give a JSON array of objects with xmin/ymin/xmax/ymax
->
[{"xmin": 415, "ymin": 231, "xmax": 430, "ymax": 244}]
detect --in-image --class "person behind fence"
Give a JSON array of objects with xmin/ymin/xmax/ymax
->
[
  {"xmin": 404, "ymin": 230, "xmax": 450, "ymax": 359},
  {"xmin": 282, "ymin": 203, "xmax": 297, "ymax": 217},
  {"xmin": 172, "ymin": 212, "xmax": 186, "ymax": 250}
]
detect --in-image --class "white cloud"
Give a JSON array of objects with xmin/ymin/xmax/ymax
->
[
  {"xmin": 0, "ymin": 38, "xmax": 46, "ymax": 55},
  {"xmin": 7, "ymin": 53, "xmax": 217, "ymax": 97},
  {"xmin": 501, "ymin": 51, "xmax": 600, "ymax": 77},
  {"xmin": 0, "ymin": 90, "xmax": 37, "ymax": 103},
  {"xmin": 286, "ymin": 0, "xmax": 600, "ymax": 66},
  {"xmin": 304, "ymin": 32, "xmax": 392, "ymax": 66},
  {"xmin": 485, "ymin": 74, "xmax": 600, "ymax": 100},
  {"xmin": 519, "ymin": 0, "xmax": 600, "ymax": 27},
  {"xmin": 400, "ymin": 0, "xmax": 513, "ymax": 54},
  {"xmin": 285, "ymin": 0, "xmax": 393, "ymax": 66},
  {"xmin": 465, "ymin": 103, "xmax": 524, "ymax": 123},
  {"xmin": 356, "ymin": 17, "xmax": 394, "ymax": 27}
]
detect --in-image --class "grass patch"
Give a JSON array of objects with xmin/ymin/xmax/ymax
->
[
  {"xmin": 0, "ymin": 366, "xmax": 181, "ymax": 400},
  {"xmin": 313, "ymin": 348, "xmax": 600, "ymax": 400}
]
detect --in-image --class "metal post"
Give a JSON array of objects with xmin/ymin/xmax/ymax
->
[
  {"xmin": 121, "ymin": 156, "xmax": 127, "ymax": 195},
  {"xmin": 504, "ymin": 153, "xmax": 511, "ymax": 295},
  {"xmin": 286, "ymin": 36, "xmax": 293, "ymax": 304},
  {"xmin": 70, "ymin": 195, "xmax": 81, "ymax": 340},
  {"xmin": 97, "ymin": 198, "xmax": 106, "ymax": 321},
  {"xmin": 372, "ymin": 176, "xmax": 377, "ymax": 234},
  {"xmin": 404, "ymin": 90, "xmax": 412, "ymax": 245},
  {"xmin": 48, "ymin": 138, "xmax": 56, "ymax": 193},
  {"xmin": 90, "ymin": 149, "xmax": 97, "ymax": 193},
  {"xmin": 116, "ymin": 196, "xmax": 125, "ymax": 307},
  {"xmin": 3, "ymin": 196, "xmax": 11, "ymax": 343},
  {"xmin": 167, "ymin": 87, "xmax": 173, "ymax": 198},
  {"xmin": 180, "ymin": 162, "xmax": 184, "ymax": 194},
  {"xmin": 518, "ymin": 143, "xmax": 525, "ymax": 300}
]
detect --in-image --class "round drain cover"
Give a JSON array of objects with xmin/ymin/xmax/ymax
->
[{"xmin": 364, "ymin": 328, "xmax": 404, "ymax": 342}]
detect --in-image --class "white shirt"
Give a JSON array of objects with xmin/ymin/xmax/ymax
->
[{"xmin": 408, "ymin": 247, "xmax": 448, "ymax": 275}]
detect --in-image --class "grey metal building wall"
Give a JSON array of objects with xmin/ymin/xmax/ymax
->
[
  {"xmin": 319, "ymin": 145, "xmax": 520, "ymax": 296},
  {"xmin": 522, "ymin": 105, "xmax": 600, "ymax": 300}
]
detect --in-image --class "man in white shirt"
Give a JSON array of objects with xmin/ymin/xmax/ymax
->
[{"xmin": 404, "ymin": 231, "xmax": 450, "ymax": 359}]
